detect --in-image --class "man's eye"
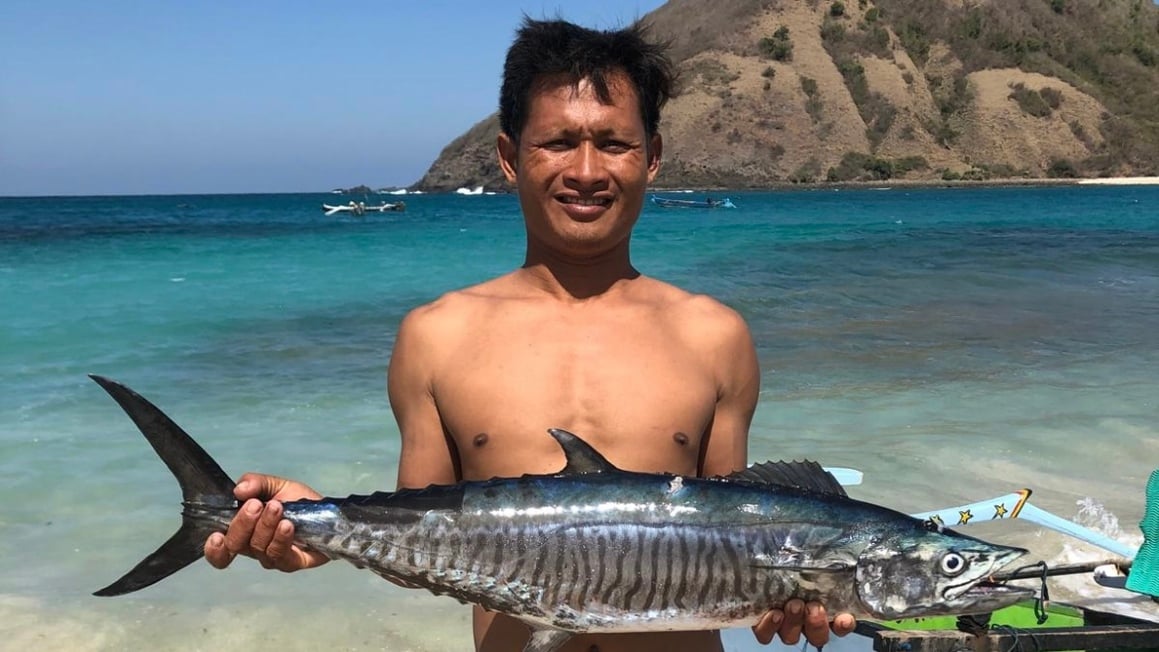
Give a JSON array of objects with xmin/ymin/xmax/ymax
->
[
  {"xmin": 603, "ymin": 141, "xmax": 631, "ymax": 152},
  {"xmin": 542, "ymin": 140, "xmax": 572, "ymax": 150}
]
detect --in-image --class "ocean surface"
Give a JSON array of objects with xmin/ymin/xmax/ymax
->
[{"xmin": 2, "ymin": 187, "xmax": 1157, "ymax": 650}]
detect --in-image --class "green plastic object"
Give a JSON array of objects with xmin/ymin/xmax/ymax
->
[
  {"xmin": 1126, "ymin": 469, "xmax": 1159, "ymax": 597},
  {"xmin": 884, "ymin": 600, "xmax": 1084, "ymax": 631}
]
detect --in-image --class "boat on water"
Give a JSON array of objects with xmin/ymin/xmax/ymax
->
[
  {"xmin": 651, "ymin": 195, "xmax": 736, "ymax": 209},
  {"xmin": 322, "ymin": 201, "xmax": 405, "ymax": 216}
]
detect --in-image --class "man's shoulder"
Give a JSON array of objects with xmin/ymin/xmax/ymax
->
[
  {"xmin": 638, "ymin": 277, "xmax": 748, "ymax": 330},
  {"xmin": 630, "ymin": 278, "xmax": 755, "ymax": 370},
  {"xmin": 399, "ymin": 275, "xmax": 518, "ymax": 337}
]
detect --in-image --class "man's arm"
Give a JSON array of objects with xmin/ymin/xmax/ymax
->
[
  {"xmin": 697, "ymin": 304, "xmax": 759, "ymax": 479},
  {"xmin": 388, "ymin": 304, "xmax": 461, "ymax": 489}
]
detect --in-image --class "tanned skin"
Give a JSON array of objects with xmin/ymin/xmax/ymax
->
[{"xmin": 204, "ymin": 74, "xmax": 855, "ymax": 651}]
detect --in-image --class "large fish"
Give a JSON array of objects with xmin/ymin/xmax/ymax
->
[{"xmin": 91, "ymin": 375, "xmax": 1034, "ymax": 652}]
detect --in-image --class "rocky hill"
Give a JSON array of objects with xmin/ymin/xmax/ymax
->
[{"xmin": 415, "ymin": 0, "xmax": 1159, "ymax": 190}]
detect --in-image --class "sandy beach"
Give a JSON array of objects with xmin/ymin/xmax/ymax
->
[{"xmin": 1077, "ymin": 176, "xmax": 1159, "ymax": 185}]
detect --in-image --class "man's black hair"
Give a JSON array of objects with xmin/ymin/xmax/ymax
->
[{"xmin": 499, "ymin": 17, "xmax": 674, "ymax": 143}]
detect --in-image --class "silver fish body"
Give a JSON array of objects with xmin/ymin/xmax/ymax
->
[{"xmin": 91, "ymin": 376, "xmax": 1033, "ymax": 652}]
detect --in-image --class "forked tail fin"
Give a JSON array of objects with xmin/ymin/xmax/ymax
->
[
  {"xmin": 1126, "ymin": 469, "xmax": 1159, "ymax": 597},
  {"xmin": 89, "ymin": 375, "xmax": 237, "ymax": 596}
]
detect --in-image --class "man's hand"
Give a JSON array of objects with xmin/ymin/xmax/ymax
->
[
  {"xmin": 753, "ymin": 600, "xmax": 856, "ymax": 648},
  {"xmin": 204, "ymin": 473, "xmax": 329, "ymax": 573}
]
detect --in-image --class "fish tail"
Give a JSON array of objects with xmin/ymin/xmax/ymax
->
[{"xmin": 89, "ymin": 374, "xmax": 237, "ymax": 597}]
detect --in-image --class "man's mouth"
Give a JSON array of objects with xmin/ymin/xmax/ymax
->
[{"xmin": 558, "ymin": 196, "xmax": 612, "ymax": 207}]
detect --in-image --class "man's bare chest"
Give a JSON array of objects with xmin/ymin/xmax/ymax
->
[
  {"xmin": 431, "ymin": 322, "xmax": 719, "ymax": 476},
  {"xmin": 439, "ymin": 323, "xmax": 713, "ymax": 408}
]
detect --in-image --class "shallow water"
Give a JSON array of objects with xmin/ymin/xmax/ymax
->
[{"xmin": 2, "ymin": 186, "xmax": 1157, "ymax": 649}]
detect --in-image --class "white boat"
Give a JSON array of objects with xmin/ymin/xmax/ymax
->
[{"xmin": 322, "ymin": 201, "xmax": 405, "ymax": 216}]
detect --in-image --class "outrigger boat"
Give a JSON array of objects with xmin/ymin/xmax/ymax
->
[
  {"xmin": 722, "ymin": 470, "xmax": 1159, "ymax": 651},
  {"xmin": 322, "ymin": 201, "xmax": 405, "ymax": 216},
  {"xmin": 860, "ymin": 600, "xmax": 1159, "ymax": 652},
  {"xmin": 723, "ymin": 598, "xmax": 1159, "ymax": 651},
  {"xmin": 651, "ymin": 195, "xmax": 736, "ymax": 209},
  {"xmin": 857, "ymin": 483, "xmax": 1159, "ymax": 652}
]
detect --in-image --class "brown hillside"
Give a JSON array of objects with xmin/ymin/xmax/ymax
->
[{"xmin": 414, "ymin": 0, "xmax": 1159, "ymax": 190}]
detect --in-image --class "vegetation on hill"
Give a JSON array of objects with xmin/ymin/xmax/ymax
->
[{"xmin": 873, "ymin": 0, "xmax": 1159, "ymax": 175}]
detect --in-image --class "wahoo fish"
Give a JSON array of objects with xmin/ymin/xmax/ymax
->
[{"xmin": 91, "ymin": 375, "xmax": 1033, "ymax": 652}]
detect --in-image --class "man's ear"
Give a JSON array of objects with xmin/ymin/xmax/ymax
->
[
  {"xmin": 497, "ymin": 132, "xmax": 519, "ymax": 184},
  {"xmin": 646, "ymin": 132, "xmax": 663, "ymax": 183}
]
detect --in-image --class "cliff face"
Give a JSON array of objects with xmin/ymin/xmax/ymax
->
[{"xmin": 416, "ymin": 0, "xmax": 1159, "ymax": 191}]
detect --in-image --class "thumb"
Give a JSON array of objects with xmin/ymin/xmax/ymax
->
[
  {"xmin": 234, "ymin": 473, "xmax": 288, "ymax": 501},
  {"xmin": 204, "ymin": 532, "xmax": 236, "ymax": 569}
]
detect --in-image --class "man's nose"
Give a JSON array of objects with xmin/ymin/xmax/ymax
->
[{"xmin": 565, "ymin": 143, "xmax": 607, "ymax": 186}]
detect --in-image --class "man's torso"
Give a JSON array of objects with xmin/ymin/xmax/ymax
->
[{"xmin": 403, "ymin": 271, "xmax": 743, "ymax": 652}]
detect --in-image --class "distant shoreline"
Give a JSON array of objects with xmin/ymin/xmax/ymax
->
[{"xmin": 648, "ymin": 176, "xmax": 1159, "ymax": 193}]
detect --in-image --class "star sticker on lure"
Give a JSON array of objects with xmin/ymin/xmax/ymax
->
[{"xmin": 958, "ymin": 509, "xmax": 973, "ymax": 525}]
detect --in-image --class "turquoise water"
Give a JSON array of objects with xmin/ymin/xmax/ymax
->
[{"xmin": 2, "ymin": 187, "xmax": 1157, "ymax": 649}]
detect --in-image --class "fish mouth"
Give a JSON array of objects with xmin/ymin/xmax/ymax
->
[{"xmin": 947, "ymin": 578, "xmax": 1036, "ymax": 604}]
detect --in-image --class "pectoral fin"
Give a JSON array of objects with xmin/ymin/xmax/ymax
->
[{"xmin": 523, "ymin": 628, "xmax": 572, "ymax": 652}]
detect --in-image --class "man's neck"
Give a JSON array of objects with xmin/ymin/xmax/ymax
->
[{"xmin": 518, "ymin": 249, "xmax": 640, "ymax": 301}]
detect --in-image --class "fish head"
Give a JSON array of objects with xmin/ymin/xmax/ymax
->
[{"xmin": 854, "ymin": 526, "xmax": 1034, "ymax": 620}]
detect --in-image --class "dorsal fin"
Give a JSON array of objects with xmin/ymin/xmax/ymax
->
[
  {"xmin": 547, "ymin": 428, "xmax": 617, "ymax": 475},
  {"xmin": 722, "ymin": 460, "xmax": 848, "ymax": 497}
]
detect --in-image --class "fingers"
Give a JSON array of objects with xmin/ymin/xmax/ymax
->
[
  {"xmin": 801, "ymin": 602, "xmax": 831, "ymax": 648},
  {"xmin": 207, "ymin": 473, "xmax": 324, "ymax": 573},
  {"xmin": 204, "ymin": 532, "xmax": 234, "ymax": 569},
  {"xmin": 751, "ymin": 609, "xmax": 782, "ymax": 645},
  {"xmin": 753, "ymin": 602, "xmax": 854, "ymax": 647},
  {"xmin": 214, "ymin": 498, "xmax": 291, "ymax": 566},
  {"xmin": 832, "ymin": 612, "xmax": 857, "ymax": 637},
  {"xmin": 222, "ymin": 499, "xmax": 264, "ymax": 556},
  {"xmin": 778, "ymin": 599, "xmax": 806, "ymax": 645},
  {"xmin": 248, "ymin": 499, "xmax": 284, "ymax": 553},
  {"xmin": 206, "ymin": 481, "xmax": 269, "ymax": 569},
  {"xmin": 262, "ymin": 520, "xmax": 297, "ymax": 568}
]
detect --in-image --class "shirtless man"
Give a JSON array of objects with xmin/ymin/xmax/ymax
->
[{"xmin": 204, "ymin": 18, "xmax": 855, "ymax": 652}]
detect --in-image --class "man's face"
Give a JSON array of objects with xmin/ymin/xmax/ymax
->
[{"xmin": 499, "ymin": 71, "xmax": 662, "ymax": 260}]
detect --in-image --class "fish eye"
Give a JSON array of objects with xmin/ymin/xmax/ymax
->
[{"xmin": 939, "ymin": 552, "xmax": 968, "ymax": 577}]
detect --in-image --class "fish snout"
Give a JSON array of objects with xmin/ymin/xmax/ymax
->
[{"xmin": 941, "ymin": 545, "xmax": 1031, "ymax": 603}]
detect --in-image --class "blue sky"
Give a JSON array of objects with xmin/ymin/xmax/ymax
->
[{"xmin": 0, "ymin": 1, "xmax": 665, "ymax": 196}]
